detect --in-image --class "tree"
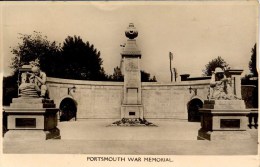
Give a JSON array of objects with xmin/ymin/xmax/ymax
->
[
  {"xmin": 109, "ymin": 68, "xmax": 156, "ymax": 82},
  {"xmin": 249, "ymin": 44, "xmax": 258, "ymax": 77},
  {"xmin": 2, "ymin": 73, "xmax": 19, "ymax": 106},
  {"xmin": 111, "ymin": 66, "xmax": 124, "ymax": 81},
  {"xmin": 59, "ymin": 35, "xmax": 107, "ymax": 80},
  {"xmin": 10, "ymin": 33, "xmax": 108, "ymax": 81},
  {"xmin": 141, "ymin": 70, "xmax": 157, "ymax": 82},
  {"xmin": 4, "ymin": 32, "xmax": 61, "ymax": 105},
  {"xmin": 241, "ymin": 44, "xmax": 258, "ymax": 108},
  {"xmin": 203, "ymin": 56, "xmax": 230, "ymax": 76},
  {"xmin": 10, "ymin": 31, "xmax": 61, "ymax": 77},
  {"xmin": 5, "ymin": 32, "xmax": 109, "ymax": 105}
]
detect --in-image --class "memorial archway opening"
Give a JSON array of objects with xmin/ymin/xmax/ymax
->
[
  {"xmin": 59, "ymin": 98, "xmax": 77, "ymax": 121},
  {"xmin": 187, "ymin": 98, "xmax": 203, "ymax": 122}
]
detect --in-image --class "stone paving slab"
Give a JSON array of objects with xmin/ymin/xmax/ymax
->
[
  {"xmin": 3, "ymin": 139, "xmax": 258, "ymax": 155},
  {"xmin": 58, "ymin": 119, "xmax": 201, "ymax": 140},
  {"xmin": 3, "ymin": 119, "xmax": 258, "ymax": 155}
]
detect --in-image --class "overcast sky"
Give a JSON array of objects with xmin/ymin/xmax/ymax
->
[{"xmin": 1, "ymin": 1, "xmax": 258, "ymax": 82}]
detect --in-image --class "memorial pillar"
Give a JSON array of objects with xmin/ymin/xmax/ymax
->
[{"xmin": 120, "ymin": 23, "xmax": 144, "ymax": 119}]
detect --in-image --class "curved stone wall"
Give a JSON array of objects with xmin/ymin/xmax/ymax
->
[{"xmin": 47, "ymin": 77, "xmax": 211, "ymax": 119}]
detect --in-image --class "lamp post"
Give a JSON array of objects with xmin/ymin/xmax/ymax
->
[
  {"xmin": 188, "ymin": 86, "xmax": 197, "ymax": 96},
  {"xmin": 169, "ymin": 52, "xmax": 173, "ymax": 82},
  {"xmin": 68, "ymin": 85, "xmax": 76, "ymax": 95},
  {"xmin": 173, "ymin": 67, "xmax": 177, "ymax": 82}
]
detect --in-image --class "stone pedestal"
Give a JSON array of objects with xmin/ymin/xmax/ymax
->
[
  {"xmin": 110, "ymin": 23, "xmax": 156, "ymax": 126},
  {"xmin": 120, "ymin": 23, "xmax": 144, "ymax": 120},
  {"xmin": 248, "ymin": 109, "xmax": 258, "ymax": 129},
  {"xmin": 4, "ymin": 97, "xmax": 60, "ymax": 140},
  {"xmin": 121, "ymin": 56, "xmax": 144, "ymax": 119},
  {"xmin": 121, "ymin": 104, "xmax": 144, "ymax": 119},
  {"xmin": 198, "ymin": 100, "xmax": 250, "ymax": 140}
]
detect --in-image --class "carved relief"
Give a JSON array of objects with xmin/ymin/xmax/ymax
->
[{"xmin": 125, "ymin": 60, "xmax": 138, "ymax": 72}]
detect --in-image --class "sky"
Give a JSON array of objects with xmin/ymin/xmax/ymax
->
[{"xmin": 1, "ymin": 1, "xmax": 258, "ymax": 82}]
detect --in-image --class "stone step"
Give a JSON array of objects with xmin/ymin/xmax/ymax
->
[
  {"xmin": 12, "ymin": 98, "xmax": 54, "ymax": 104},
  {"xmin": 204, "ymin": 100, "xmax": 245, "ymax": 105},
  {"xmin": 19, "ymin": 95, "xmax": 39, "ymax": 98},
  {"xmin": 203, "ymin": 104, "xmax": 246, "ymax": 110},
  {"xmin": 10, "ymin": 103, "xmax": 56, "ymax": 108},
  {"xmin": 4, "ymin": 128, "xmax": 61, "ymax": 141},
  {"xmin": 203, "ymin": 100, "xmax": 246, "ymax": 109},
  {"xmin": 43, "ymin": 99, "xmax": 54, "ymax": 103}
]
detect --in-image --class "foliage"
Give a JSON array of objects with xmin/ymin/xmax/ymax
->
[
  {"xmin": 2, "ymin": 72, "xmax": 19, "ymax": 106},
  {"xmin": 141, "ymin": 70, "xmax": 157, "ymax": 82},
  {"xmin": 241, "ymin": 44, "xmax": 258, "ymax": 108},
  {"xmin": 249, "ymin": 44, "xmax": 258, "ymax": 77},
  {"xmin": 5, "ymin": 32, "xmax": 108, "ymax": 105},
  {"xmin": 10, "ymin": 32, "xmax": 108, "ymax": 81},
  {"xmin": 4, "ymin": 32, "xmax": 158, "ymax": 105},
  {"xmin": 203, "ymin": 56, "xmax": 230, "ymax": 76},
  {"xmin": 109, "ymin": 67, "xmax": 156, "ymax": 82},
  {"xmin": 10, "ymin": 31, "xmax": 61, "ymax": 77},
  {"xmin": 241, "ymin": 83, "xmax": 258, "ymax": 108},
  {"xmin": 110, "ymin": 66, "xmax": 124, "ymax": 81},
  {"xmin": 58, "ymin": 35, "xmax": 107, "ymax": 80}
]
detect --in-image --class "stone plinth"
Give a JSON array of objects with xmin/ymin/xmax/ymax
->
[
  {"xmin": 198, "ymin": 100, "xmax": 250, "ymax": 140},
  {"xmin": 198, "ymin": 130, "xmax": 251, "ymax": 140},
  {"xmin": 4, "ymin": 97, "xmax": 60, "ymax": 140},
  {"xmin": 121, "ymin": 104, "xmax": 143, "ymax": 119},
  {"xmin": 203, "ymin": 100, "xmax": 246, "ymax": 110},
  {"xmin": 248, "ymin": 109, "xmax": 258, "ymax": 129},
  {"xmin": 10, "ymin": 98, "xmax": 56, "ymax": 108}
]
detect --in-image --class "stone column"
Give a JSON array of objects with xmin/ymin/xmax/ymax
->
[
  {"xmin": 226, "ymin": 69, "xmax": 243, "ymax": 99},
  {"xmin": 120, "ymin": 23, "xmax": 144, "ymax": 119}
]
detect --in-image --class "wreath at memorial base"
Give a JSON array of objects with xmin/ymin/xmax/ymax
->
[{"xmin": 110, "ymin": 118, "xmax": 157, "ymax": 127}]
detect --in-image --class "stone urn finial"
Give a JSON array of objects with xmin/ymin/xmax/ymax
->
[{"xmin": 125, "ymin": 23, "xmax": 138, "ymax": 40}]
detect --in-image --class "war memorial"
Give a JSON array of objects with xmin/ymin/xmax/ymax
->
[{"xmin": 2, "ymin": 23, "xmax": 258, "ymax": 156}]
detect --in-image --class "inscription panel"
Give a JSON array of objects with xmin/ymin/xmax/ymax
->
[
  {"xmin": 125, "ymin": 58, "xmax": 139, "ymax": 72},
  {"xmin": 125, "ymin": 72, "xmax": 140, "ymax": 87},
  {"xmin": 127, "ymin": 88, "xmax": 138, "ymax": 104},
  {"xmin": 129, "ymin": 112, "xmax": 136, "ymax": 116},
  {"xmin": 220, "ymin": 119, "xmax": 240, "ymax": 128},
  {"xmin": 15, "ymin": 118, "xmax": 36, "ymax": 128}
]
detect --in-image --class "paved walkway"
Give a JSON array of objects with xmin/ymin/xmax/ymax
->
[{"xmin": 3, "ymin": 119, "xmax": 258, "ymax": 155}]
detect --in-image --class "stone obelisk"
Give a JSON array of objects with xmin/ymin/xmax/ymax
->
[{"xmin": 120, "ymin": 23, "xmax": 144, "ymax": 120}]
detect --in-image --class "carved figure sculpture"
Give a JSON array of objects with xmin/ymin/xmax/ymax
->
[
  {"xmin": 19, "ymin": 72, "xmax": 39, "ymax": 98},
  {"xmin": 19, "ymin": 59, "xmax": 48, "ymax": 98},
  {"xmin": 209, "ymin": 67, "xmax": 238, "ymax": 100},
  {"xmin": 29, "ymin": 66, "xmax": 47, "ymax": 97}
]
